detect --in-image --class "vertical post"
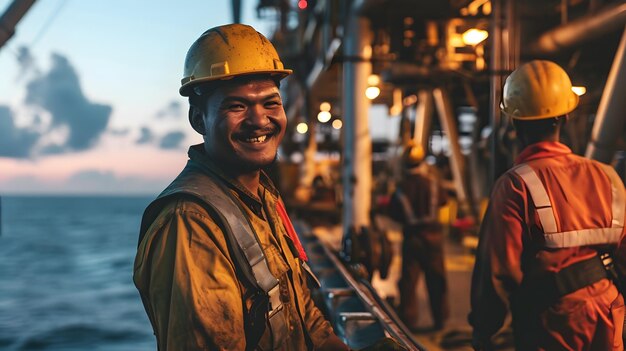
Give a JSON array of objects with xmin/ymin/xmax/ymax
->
[
  {"xmin": 433, "ymin": 88, "xmax": 475, "ymax": 219},
  {"xmin": 585, "ymin": 27, "xmax": 626, "ymax": 164},
  {"xmin": 301, "ymin": 93, "xmax": 318, "ymax": 200},
  {"xmin": 413, "ymin": 90, "xmax": 433, "ymax": 152},
  {"xmin": 489, "ymin": 0, "xmax": 506, "ymax": 187},
  {"xmin": 342, "ymin": 15, "xmax": 373, "ymax": 238}
]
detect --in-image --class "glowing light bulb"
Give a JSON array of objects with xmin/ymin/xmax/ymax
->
[
  {"xmin": 320, "ymin": 102, "xmax": 331, "ymax": 112},
  {"xmin": 332, "ymin": 119, "xmax": 343, "ymax": 130},
  {"xmin": 462, "ymin": 28, "xmax": 488, "ymax": 45},
  {"xmin": 317, "ymin": 111, "xmax": 332, "ymax": 123},
  {"xmin": 571, "ymin": 86, "xmax": 587, "ymax": 96},
  {"xmin": 367, "ymin": 74, "xmax": 380, "ymax": 86},
  {"xmin": 296, "ymin": 122, "xmax": 308, "ymax": 134},
  {"xmin": 365, "ymin": 86, "xmax": 381, "ymax": 100}
]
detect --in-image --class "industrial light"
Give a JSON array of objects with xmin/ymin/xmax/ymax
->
[
  {"xmin": 296, "ymin": 122, "xmax": 308, "ymax": 134},
  {"xmin": 571, "ymin": 86, "xmax": 587, "ymax": 96},
  {"xmin": 462, "ymin": 28, "xmax": 488, "ymax": 46},
  {"xmin": 317, "ymin": 111, "xmax": 332, "ymax": 123},
  {"xmin": 320, "ymin": 102, "xmax": 331, "ymax": 112},
  {"xmin": 332, "ymin": 119, "xmax": 343, "ymax": 130},
  {"xmin": 365, "ymin": 86, "xmax": 381, "ymax": 100},
  {"xmin": 367, "ymin": 74, "xmax": 380, "ymax": 86}
]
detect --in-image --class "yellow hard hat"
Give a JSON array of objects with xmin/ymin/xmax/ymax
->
[
  {"xmin": 402, "ymin": 142, "xmax": 425, "ymax": 167},
  {"xmin": 180, "ymin": 24, "xmax": 292, "ymax": 96},
  {"xmin": 500, "ymin": 60, "xmax": 578, "ymax": 120}
]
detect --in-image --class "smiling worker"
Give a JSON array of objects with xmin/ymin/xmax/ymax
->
[{"xmin": 132, "ymin": 24, "xmax": 349, "ymax": 351}]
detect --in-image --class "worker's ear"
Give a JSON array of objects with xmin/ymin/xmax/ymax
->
[{"xmin": 189, "ymin": 106, "xmax": 206, "ymax": 135}]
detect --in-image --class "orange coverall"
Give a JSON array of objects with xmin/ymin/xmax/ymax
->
[{"xmin": 470, "ymin": 141, "xmax": 626, "ymax": 350}]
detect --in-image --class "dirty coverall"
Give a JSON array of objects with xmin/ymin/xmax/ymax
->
[
  {"xmin": 470, "ymin": 141, "xmax": 626, "ymax": 350},
  {"xmin": 133, "ymin": 145, "xmax": 335, "ymax": 350},
  {"xmin": 394, "ymin": 162, "xmax": 449, "ymax": 330}
]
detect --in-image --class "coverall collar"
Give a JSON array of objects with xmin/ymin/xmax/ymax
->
[
  {"xmin": 515, "ymin": 141, "xmax": 572, "ymax": 165},
  {"xmin": 187, "ymin": 144, "xmax": 279, "ymax": 216}
]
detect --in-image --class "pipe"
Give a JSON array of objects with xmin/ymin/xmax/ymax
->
[
  {"xmin": 342, "ymin": 15, "xmax": 373, "ymax": 235},
  {"xmin": 413, "ymin": 90, "xmax": 433, "ymax": 153},
  {"xmin": 585, "ymin": 26, "xmax": 626, "ymax": 164},
  {"xmin": 0, "ymin": 0, "xmax": 37, "ymax": 50},
  {"xmin": 529, "ymin": 2, "xmax": 626, "ymax": 56},
  {"xmin": 433, "ymin": 88, "xmax": 475, "ymax": 219},
  {"xmin": 231, "ymin": 0, "xmax": 241, "ymax": 24},
  {"xmin": 489, "ymin": 0, "xmax": 507, "ymax": 186}
]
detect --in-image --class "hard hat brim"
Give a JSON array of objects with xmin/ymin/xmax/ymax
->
[
  {"xmin": 179, "ymin": 69, "xmax": 292, "ymax": 96},
  {"xmin": 500, "ymin": 90, "xmax": 579, "ymax": 120}
]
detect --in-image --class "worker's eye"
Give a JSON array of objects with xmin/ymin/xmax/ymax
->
[
  {"xmin": 227, "ymin": 103, "xmax": 246, "ymax": 111},
  {"xmin": 265, "ymin": 100, "xmax": 282, "ymax": 108}
]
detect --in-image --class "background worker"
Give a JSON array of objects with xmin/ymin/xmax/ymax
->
[
  {"xmin": 470, "ymin": 60, "xmax": 626, "ymax": 350},
  {"xmin": 391, "ymin": 142, "xmax": 449, "ymax": 331}
]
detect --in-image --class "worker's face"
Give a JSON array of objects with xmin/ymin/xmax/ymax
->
[{"xmin": 198, "ymin": 78, "xmax": 286, "ymax": 174}]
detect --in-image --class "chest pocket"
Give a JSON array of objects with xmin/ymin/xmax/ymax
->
[{"xmin": 263, "ymin": 244, "xmax": 291, "ymax": 281}]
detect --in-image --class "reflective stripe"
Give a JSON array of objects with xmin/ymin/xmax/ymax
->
[
  {"xmin": 544, "ymin": 227, "xmax": 623, "ymax": 248},
  {"xmin": 598, "ymin": 163, "xmax": 626, "ymax": 228},
  {"xmin": 514, "ymin": 164, "xmax": 558, "ymax": 233},
  {"xmin": 514, "ymin": 162, "xmax": 625, "ymax": 249}
]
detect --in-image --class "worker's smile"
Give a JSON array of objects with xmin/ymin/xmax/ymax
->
[{"xmin": 234, "ymin": 128, "xmax": 277, "ymax": 146}]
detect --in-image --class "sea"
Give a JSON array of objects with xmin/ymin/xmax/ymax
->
[{"xmin": 0, "ymin": 196, "xmax": 157, "ymax": 351}]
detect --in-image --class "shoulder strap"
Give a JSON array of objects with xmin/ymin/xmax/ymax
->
[
  {"xmin": 139, "ymin": 163, "xmax": 288, "ymax": 349},
  {"xmin": 597, "ymin": 163, "xmax": 626, "ymax": 229},
  {"xmin": 513, "ymin": 163, "xmax": 558, "ymax": 234}
]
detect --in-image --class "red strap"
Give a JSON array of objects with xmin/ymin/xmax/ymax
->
[{"xmin": 275, "ymin": 199, "xmax": 308, "ymax": 261}]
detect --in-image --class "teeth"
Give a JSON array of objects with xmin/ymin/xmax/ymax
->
[{"xmin": 245, "ymin": 135, "xmax": 268, "ymax": 143}]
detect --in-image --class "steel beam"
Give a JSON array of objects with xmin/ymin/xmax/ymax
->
[
  {"xmin": 342, "ymin": 15, "xmax": 373, "ymax": 233},
  {"xmin": 585, "ymin": 26, "xmax": 626, "ymax": 164}
]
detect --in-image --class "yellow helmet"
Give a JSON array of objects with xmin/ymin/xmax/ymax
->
[
  {"xmin": 500, "ymin": 60, "xmax": 579, "ymax": 120},
  {"xmin": 402, "ymin": 142, "xmax": 425, "ymax": 168},
  {"xmin": 179, "ymin": 24, "xmax": 292, "ymax": 96}
]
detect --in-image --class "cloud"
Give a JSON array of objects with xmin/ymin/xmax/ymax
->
[
  {"xmin": 0, "ymin": 105, "xmax": 41, "ymax": 158},
  {"xmin": 159, "ymin": 131, "xmax": 186, "ymax": 149},
  {"xmin": 156, "ymin": 100, "xmax": 183, "ymax": 119},
  {"xmin": 24, "ymin": 53, "xmax": 112, "ymax": 152},
  {"xmin": 108, "ymin": 128, "xmax": 130, "ymax": 136},
  {"xmin": 136, "ymin": 127, "xmax": 153, "ymax": 144},
  {"xmin": 16, "ymin": 46, "xmax": 39, "ymax": 79}
]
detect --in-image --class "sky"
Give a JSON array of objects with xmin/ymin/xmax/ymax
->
[{"xmin": 0, "ymin": 0, "xmax": 274, "ymax": 195}]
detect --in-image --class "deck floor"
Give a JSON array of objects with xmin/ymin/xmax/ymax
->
[{"xmin": 311, "ymin": 216, "xmax": 514, "ymax": 351}]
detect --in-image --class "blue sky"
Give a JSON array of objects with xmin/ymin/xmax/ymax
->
[{"xmin": 0, "ymin": 0, "xmax": 272, "ymax": 194}]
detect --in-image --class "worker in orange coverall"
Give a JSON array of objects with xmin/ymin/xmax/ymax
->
[
  {"xmin": 470, "ymin": 60, "xmax": 626, "ymax": 350},
  {"xmin": 392, "ymin": 142, "xmax": 449, "ymax": 331}
]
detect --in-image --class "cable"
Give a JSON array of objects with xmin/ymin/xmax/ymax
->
[{"xmin": 30, "ymin": 0, "xmax": 68, "ymax": 46}]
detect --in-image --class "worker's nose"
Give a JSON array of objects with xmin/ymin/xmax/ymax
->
[{"xmin": 246, "ymin": 104, "xmax": 271, "ymax": 127}]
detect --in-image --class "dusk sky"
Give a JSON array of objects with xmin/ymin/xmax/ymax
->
[{"xmin": 0, "ymin": 0, "xmax": 273, "ymax": 195}]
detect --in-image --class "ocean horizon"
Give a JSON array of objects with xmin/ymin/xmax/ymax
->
[{"xmin": 0, "ymin": 195, "xmax": 157, "ymax": 350}]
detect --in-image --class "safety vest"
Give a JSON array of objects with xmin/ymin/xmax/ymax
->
[
  {"xmin": 513, "ymin": 162, "xmax": 626, "ymax": 248},
  {"xmin": 139, "ymin": 161, "xmax": 288, "ymax": 350}
]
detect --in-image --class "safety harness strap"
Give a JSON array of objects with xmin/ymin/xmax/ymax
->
[
  {"xmin": 393, "ymin": 190, "xmax": 419, "ymax": 225},
  {"xmin": 513, "ymin": 164, "xmax": 558, "ymax": 234},
  {"xmin": 598, "ymin": 163, "xmax": 626, "ymax": 229},
  {"xmin": 141, "ymin": 162, "xmax": 288, "ymax": 350}
]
